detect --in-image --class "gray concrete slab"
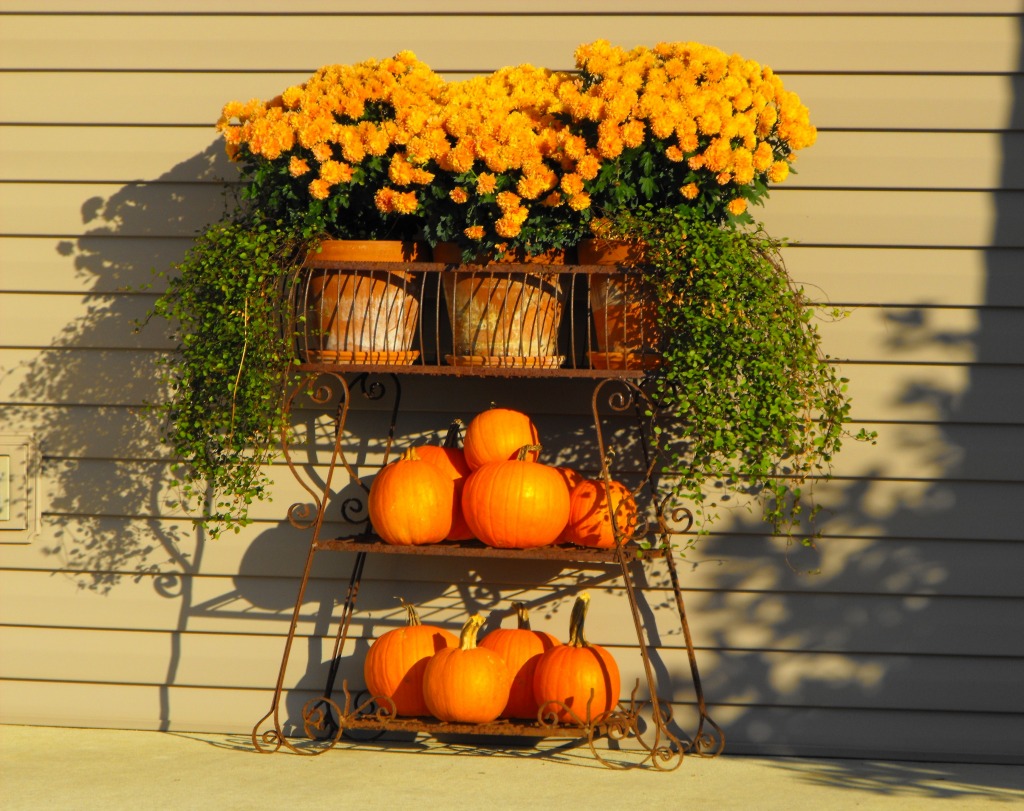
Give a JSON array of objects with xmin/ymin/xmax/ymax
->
[{"xmin": 2, "ymin": 725, "xmax": 1023, "ymax": 810}]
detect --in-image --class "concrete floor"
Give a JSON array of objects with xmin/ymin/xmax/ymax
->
[{"xmin": 2, "ymin": 725, "xmax": 1023, "ymax": 810}]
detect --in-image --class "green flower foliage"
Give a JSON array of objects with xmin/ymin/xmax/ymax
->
[
  {"xmin": 146, "ymin": 217, "xmax": 308, "ymax": 537},
  {"xmin": 607, "ymin": 205, "xmax": 872, "ymax": 544}
]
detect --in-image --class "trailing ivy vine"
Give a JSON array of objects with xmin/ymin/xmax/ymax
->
[
  {"xmin": 142, "ymin": 216, "xmax": 309, "ymax": 537},
  {"xmin": 605, "ymin": 205, "xmax": 875, "ymax": 545}
]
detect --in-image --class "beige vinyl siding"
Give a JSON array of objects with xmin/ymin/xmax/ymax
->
[{"xmin": 1, "ymin": 3, "xmax": 1022, "ymax": 765}]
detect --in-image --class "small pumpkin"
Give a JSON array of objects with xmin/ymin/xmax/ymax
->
[
  {"xmin": 553, "ymin": 467, "xmax": 585, "ymax": 543},
  {"xmin": 414, "ymin": 420, "xmax": 473, "ymax": 541},
  {"xmin": 565, "ymin": 478, "xmax": 639, "ymax": 548},
  {"xmin": 461, "ymin": 444, "xmax": 570, "ymax": 548},
  {"xmin": 367, "ymin": 446, "xmax": 454, "ymax": 545},
  {"xmin": 532, "ymin": 592, "xmax": 621, "ymax": 724},
  {"xmin": 422, "ymin": 615, "xmax": 512, "ymax": 724},
  {"xmin": 463, "ymin": 407, "xmax": 540, "ymax": 469},
  {"xmin": 363, "ymin": 600, "xmax": 458, "ymax": 717},
  {"xmin": 479, "ymin": 602, "xmax": 561, "ymax": 719}
]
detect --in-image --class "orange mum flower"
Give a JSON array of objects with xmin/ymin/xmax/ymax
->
[
  {"xmin": 768, "ymin": 160, "xmax": 789, "ymax": 183},
  {"xmin": 727, "ymin": 197, "xmax": 748, "ymax": 215},
  {"xmin": 476, "ymin": 172, "xmax": 497, "ymax": 195}
]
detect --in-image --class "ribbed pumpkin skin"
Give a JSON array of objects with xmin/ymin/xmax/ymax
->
[
  {"xmin": 461, "ymin": 458, "xmax": 570, "ymax": 548},
  {"xmin": 422, "ymin": 618, "xmax": 512, "ymax": 723},
  {"xmin": 413, "ymin": 444, "xmax": 474, "ymax": 541},
  {"xmin": 463, "ymin": 408, "xmax": 540, "ymax": 470},
  {"xmin": 364, "ymin": 623, "xmax": 458, "ymax": 717},
  {"xmin": 479, "ymin": 627, "xmax": 560, "ymax": 719},
  {"xmin": 367, "ymin": 450, "xmax": 454, "ymax": 545},
  {"xmin": 532, "ymin": 644, "xmax": 621, "ymax": 724},
  {"xmin": 553, "ymin": 467, "xmax": 585, "ymax": 543},
  {"xmin": 566, "ymin": 479, "xmax": 638, "ymax": 548}
]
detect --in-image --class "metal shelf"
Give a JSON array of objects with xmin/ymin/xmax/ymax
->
[{"xmin": 251, "ymin": 261, "xmax": 723, "ymax": 770}]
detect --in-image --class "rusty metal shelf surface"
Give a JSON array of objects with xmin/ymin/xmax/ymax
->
[
  {"xmin": 336, "ymin": 714, "xmax": 601, "ymax": 739},
  {"xmin": 315, "ymin": 536, "xmax": 664, "ymax": 562},
  {"xmin": 294, "ymin": 362, "xmax": 647, "ymax": 379}
]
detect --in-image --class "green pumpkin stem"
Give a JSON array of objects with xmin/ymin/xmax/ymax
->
[
  {"xmin": 567, "ymin": 592, "xmax": 591, "ymax": 648},
  {"xmin": 516, "ymin": 443, "xmax": 543, "ymax": 461},
  {"xmin": 459, "ymin": 614, "xmax": 485, "ymax": 650},
  {"xmin": 513, "ymin": 601, "xmax": 532, "ymax": 630},
  {"xmin": 398, "ymin": 597, "xmax": 421, "ymax": 626}
]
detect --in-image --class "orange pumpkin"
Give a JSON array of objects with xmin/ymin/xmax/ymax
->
[
  {"xmin": 553, "ymin": 467, "xmax": 585, "ymax": 543},
  {"xmin": 565, "ymin": 478, "xmax": 639, "ymax": 548},
  {"xmin": 479, "ymin": 603, "xmax": 561, "ymax": 719},
  {"xmin": 463, "ymin": 407, "xmax": 540, "ymax": 469},
  {"xmin": 422, "ymin": 615, "xmax": 512, "ymax": 723},
  {"xmin": 533, "ymin": 592, "xmax": 621, "ymax": 724},
  {"xmin": 414, "ymin": 444, "xmax": 473, "ymax": 541},
  {"xmin": 461, "ymin": 445, "xmax": 570, "ymax": 548},
  {"xmin": 363, "ymin": 601, "xmax": 458, "ymax": 717},
  {"xmin": 368, "ymin": 447, "xmax": 454, "ymax": 545}
]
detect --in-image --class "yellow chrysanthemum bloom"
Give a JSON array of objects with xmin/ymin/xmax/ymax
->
[
  {"xmin": 393, "ymin": 191, "xmax": 419, "ymax": 214},
  {"xmin": 373, "ymin": 188, "xmax": 395, "ymax": 213},
  {"xmin": 567, "ymin": 192, "xmax": 591, "ymax": 211},
  {"xmin": 476, "ymin": 173, "xmax": 498, "ymax": 195},
  {"xmin": 768, "ymin": 161, "xmax": 790, "ymax": 183},
  {"xmin": 319, "ymin": 160, "xmax": 353, "ymax": 185},
  {"xmin": 450, "ymin": 187, "xmax": 469, "ymax": 204},
  {"xmin": 560, "ymin": 173, "xmax": 585, "ymax": 196},
  {"xmin": 494, "ymin": 216, "xmax": 523, "ymax": 238},
  {"xmin": 309, "ymin": 178, "xmax": 331, "ymax": 200},
  {"xmin": 727, "ymin": 197, "xmax": 748, "ymax": 215},
  {"xmin": 464, "ymin": 225, "xmax": 486, "ymax": 240},
  {"xmin": 575, "ymin": 153, "xmax": 601, "ymax": 180},
  {"xmin": 495, "ymin": 191, "xmax": 522, "ymax": 213},
  {"xmin": 388, "ymin": 154, "xmax": 415, "ymax": 186},
  {"xmin": 681, "ymin": 182, "xmax": 699, "ymax": 200}
]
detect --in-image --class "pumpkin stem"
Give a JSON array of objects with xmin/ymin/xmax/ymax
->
[
  {"xmin": 513, "ymin": 601, "xmax": 532, "ymax": 630},
  {"xmin": 397, "ymin": 597, "xmax": 421, "ymax": 626},
  {"xmin": 400, "ymin": 447, "xmax": 421, "ymax": 462},
  {"xmin": 459, "ymin": 615, "xmax": 485, "ymax": 650},
  {"xmin": 442, "ymin": 418, "xmax": 464, "ymax": 449},
  {"xmin": 515, "ymin": 443, "xmax": 543, "ymax": 461},
  {"xmin": 567, "ymin": 592, "xmax": 591, "ymax": 648}
]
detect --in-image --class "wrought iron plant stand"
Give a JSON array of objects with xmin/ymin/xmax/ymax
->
[{"xmin": 250, "ymin": 257, "xmax": 724, "ymax": 770}]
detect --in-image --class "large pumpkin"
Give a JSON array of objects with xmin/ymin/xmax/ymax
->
[
  {"xmin": 422, "ymin": 615, "xmax": 512, "ymax": 724},
  {"xmin": 479, "ymin": 602, "xmax": 561, "ymax": 719},
  {"xmin": 363, "ymin": 601, "xmax": 458, "ymax": 717},
  {"xmin": 414, "ymin": 443, "xmax": 473, "ymax": 541},
  {"xmin": 533, "ymin": 592, "xmax": 621, "ymax": 724},
  {"xmin": 367, "ymin": 447, "xmax": 454, "ymax": 545},
  {"xmin": 463, "ymin": 407, "xmax": 540, "ymax": 469},
  {"xmin": 461, "ymin": 445, "xmax": 570, "ymax": 548},
  {"xmin": 565, "ymin": 478, "xmax": 639, "ymax": 548}
]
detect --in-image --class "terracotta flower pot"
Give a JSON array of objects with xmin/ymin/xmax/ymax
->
[
  {"xmin": 296, "ymin": 240, "xmax": 428, "ymax": 364},
  {"xmin": 578, "ymin": 239, "xmax": 662, "ymax": 370},
  {"xmin": 434, "ymin": 242, "xmax": 567, "ymax": 369}
]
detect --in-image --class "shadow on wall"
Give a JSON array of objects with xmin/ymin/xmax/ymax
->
[{"xmin": 11, "ymin": 140, "xmax": 240, "ymax": 594}]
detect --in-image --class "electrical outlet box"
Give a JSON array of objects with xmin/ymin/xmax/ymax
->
[{"xmin": 0, "ymin": 435, "xmax": 40, "ymax": 543}]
